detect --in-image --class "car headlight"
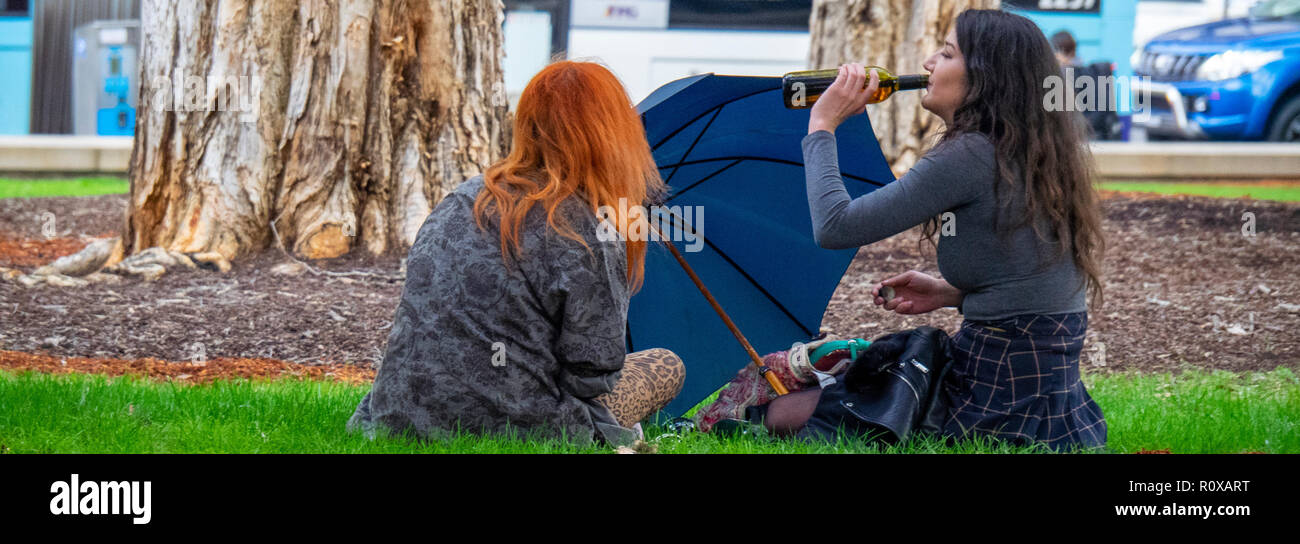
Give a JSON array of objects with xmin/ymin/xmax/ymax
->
[
  {"xmin": 1130, "ymin": 48, "xmax": 1144, "ymax": 72},
  {"xmin": 1196, "ymin": 50, "xmax": 1284, "ymax": 81}
]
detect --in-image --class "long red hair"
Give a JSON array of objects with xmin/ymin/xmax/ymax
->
[{"xmin": 474, "ymin": 60, "xmax": 664, "ymax": 291}]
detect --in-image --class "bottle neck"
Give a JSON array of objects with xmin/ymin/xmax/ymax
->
[{"xmin": 896, "ymin": 74, "xmax": 928, "ymax": 91}]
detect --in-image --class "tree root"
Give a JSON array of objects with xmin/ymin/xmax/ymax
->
[
  {"xmin": 269, "ymin": 210, "xmax": 404, "ymax": 282},
  {"xmin": 1, "ymin": 236, "xmax": 234, "ymax": 288},
  {"xmin": 1, "ymin": 214, "xmax": 404, "ymax": 288}
]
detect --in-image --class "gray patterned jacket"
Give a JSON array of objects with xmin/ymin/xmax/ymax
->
[{"xmin": 348, "ymin": 174, "xmax": 633, "ymax": 446}]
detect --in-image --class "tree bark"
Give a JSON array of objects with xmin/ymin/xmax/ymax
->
[
  {"xmin": 127, "ymin": 0, "xmax": 510, "ymax": 260},
  {"xmin": 808, "ymin": 0, "xmax": 998, "ymax": 176}
]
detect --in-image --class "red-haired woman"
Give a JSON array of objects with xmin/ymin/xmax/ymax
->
[{"xmin": 348, "ymin": 61, "xmax": 685, "ymax": 446}]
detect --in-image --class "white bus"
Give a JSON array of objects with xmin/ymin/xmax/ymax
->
[{"xmin": 503, "ymin": 0, "xmax": 813, "ymax": 107}]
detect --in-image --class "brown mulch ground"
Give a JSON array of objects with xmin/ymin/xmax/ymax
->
[
  {"xmin": 0, "ymin": 349, "xmax": 375, "ymax": 384},
  {"xmin": 1, "ymin": 192, "xmax": 1298, "ymax": 382},
  {"xmin": 0, "ymin": 194, "xmax": 126, "ymax": 241},
  {"xmin": 0, "ymin": 194, "xmax": 125, "ymax": 266},
  {"xmin": 0, "ymin": 245, "xmax": 404, "ymax": 366},
  {"xmin": 0, "ymin": 233, "xmax": 97, "ymax": 268}
]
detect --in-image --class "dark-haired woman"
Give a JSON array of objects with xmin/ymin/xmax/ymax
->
[{"xmin": 793, "ymin": 9, "xmax": 1107, "ymax": 451}]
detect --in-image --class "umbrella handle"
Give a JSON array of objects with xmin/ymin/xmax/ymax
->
[{"xmin": 649, "ymin": 222, "xmax": 789, "ymax": 397}]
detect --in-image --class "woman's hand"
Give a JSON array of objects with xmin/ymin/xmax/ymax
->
[
  {"xmin": 872, "ymin": 270, "xmax": 964, "ymax": 315},
  {"xmin": 808, "ymin": 63, "xmax": 879, "ymax": 135}
]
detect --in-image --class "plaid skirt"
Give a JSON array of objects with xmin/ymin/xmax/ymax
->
[{"xmin": 934, "ymin": 312, "xmax": 1107, "ymax": 452}]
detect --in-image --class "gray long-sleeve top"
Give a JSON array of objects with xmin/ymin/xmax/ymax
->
[{"xmin": 802, "ymin": 129, "xmax": 1086, "ymax": 321}]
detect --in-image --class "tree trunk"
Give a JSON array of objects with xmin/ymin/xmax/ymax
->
[
  {"xmin": 808, "ymin": 0, "xmax": 998, "ymax": 176},
  {"xmin": 126, "ymin": 0, "xmax": 510, "ymax": 260}
]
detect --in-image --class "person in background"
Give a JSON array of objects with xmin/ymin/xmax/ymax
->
[
  {"xmin": 1052, "ymin": 29, "xmax": 1120, "ymax": 140},
  {"xmin": 348, "ymin": 60, "xmax": 685, "ymax": 447},
  {"xmin": 1051, "ymin": 30, "xmax": 1081, "ymax": 68}
]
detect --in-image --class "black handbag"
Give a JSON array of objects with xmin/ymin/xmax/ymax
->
[{"xmin": 794, "ymin": 326, "xmax": 954, "ymax": 444}]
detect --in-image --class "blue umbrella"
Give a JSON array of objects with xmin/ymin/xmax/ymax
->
[{"xmin": 629, "ymin": 73, "xmax": 896, "ymax": 416}]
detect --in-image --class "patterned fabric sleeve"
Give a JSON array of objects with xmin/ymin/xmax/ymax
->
[{"xmin": 544, "ymin": 228, "xmax": 631, "ymax": 400}]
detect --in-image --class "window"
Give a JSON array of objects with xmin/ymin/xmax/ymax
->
[
  {"xmin": 1003, "ymin": 0, "xmax": 1103, "ymax": 13},
  {"xmin": 668, "ymin": 0, "xmax": 811, "ymax": 31},
  {"xmin": 1, "ymin": 0, "xmax": 29, "ymax": 17}
]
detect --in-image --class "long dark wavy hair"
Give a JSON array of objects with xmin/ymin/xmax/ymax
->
[{"xmin": 922, "ymin": 9, "xmax": 1105, "ymax": 307}]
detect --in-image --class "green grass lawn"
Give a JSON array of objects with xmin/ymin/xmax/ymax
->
[
  {"xmin": 2, "ymin": 367, "xmax": 1295, "ymax": 454},
  {"xmin": 0, "ymin": 177, "xmax": 129, "ymax": 199},
  {"xmin": 1099, "ymin": 181, "xmax": 1300, "ymax": 202}
]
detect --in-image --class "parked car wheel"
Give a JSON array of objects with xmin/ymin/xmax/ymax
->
[{"xmin": 1267, "ymin": 94, "xmax": 1300, "ymax": 142}]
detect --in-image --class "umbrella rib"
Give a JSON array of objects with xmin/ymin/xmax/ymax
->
[
  {"xmin": 667, "ymin": 159, "xmax": 743, "ymax": 200},
  {"xmin": 650, "ymin": 86, "xmax": 780, "ymax": 150},
  {"xmin": 655, "ymin": 209, "xmax": 815, "ymax": 339},
  {"xmin": 696, "ymin": 237, "xmax": 814, "ymax": 339},
  {"xmin": 659, "ymin": 156, "xmax": 889, "ymax": 189},
  {"xmin": 664, "ymin": 108, "xmax": 724, "ymax": 187}
]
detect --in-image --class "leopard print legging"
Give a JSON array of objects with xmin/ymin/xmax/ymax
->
[{"xmin": 595, "ymin": 348, "xmax": 686, "ymax": 428}]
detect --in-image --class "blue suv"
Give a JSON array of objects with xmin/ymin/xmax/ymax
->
[{"xmin": 1132, "ymin": 0, "xmax": 1300, "ymax": 141}]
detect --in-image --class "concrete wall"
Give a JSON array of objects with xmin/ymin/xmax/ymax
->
[{"xmin": 0, "ymin": 135, "xmax": 131, "ymax": 173}]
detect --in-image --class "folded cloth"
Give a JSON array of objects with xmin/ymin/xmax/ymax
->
[
  {"xmin": 692, "ymin": 350, "xmax": 804, "ymax": 432},
  {"xmin": 693, "ymin": 336, "xmax": 864, "ymax": 432}
]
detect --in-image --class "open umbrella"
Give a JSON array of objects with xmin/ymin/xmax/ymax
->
[{"xmin": 629, "ymin": 73, "xmax": 896, "ymax": 416}]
